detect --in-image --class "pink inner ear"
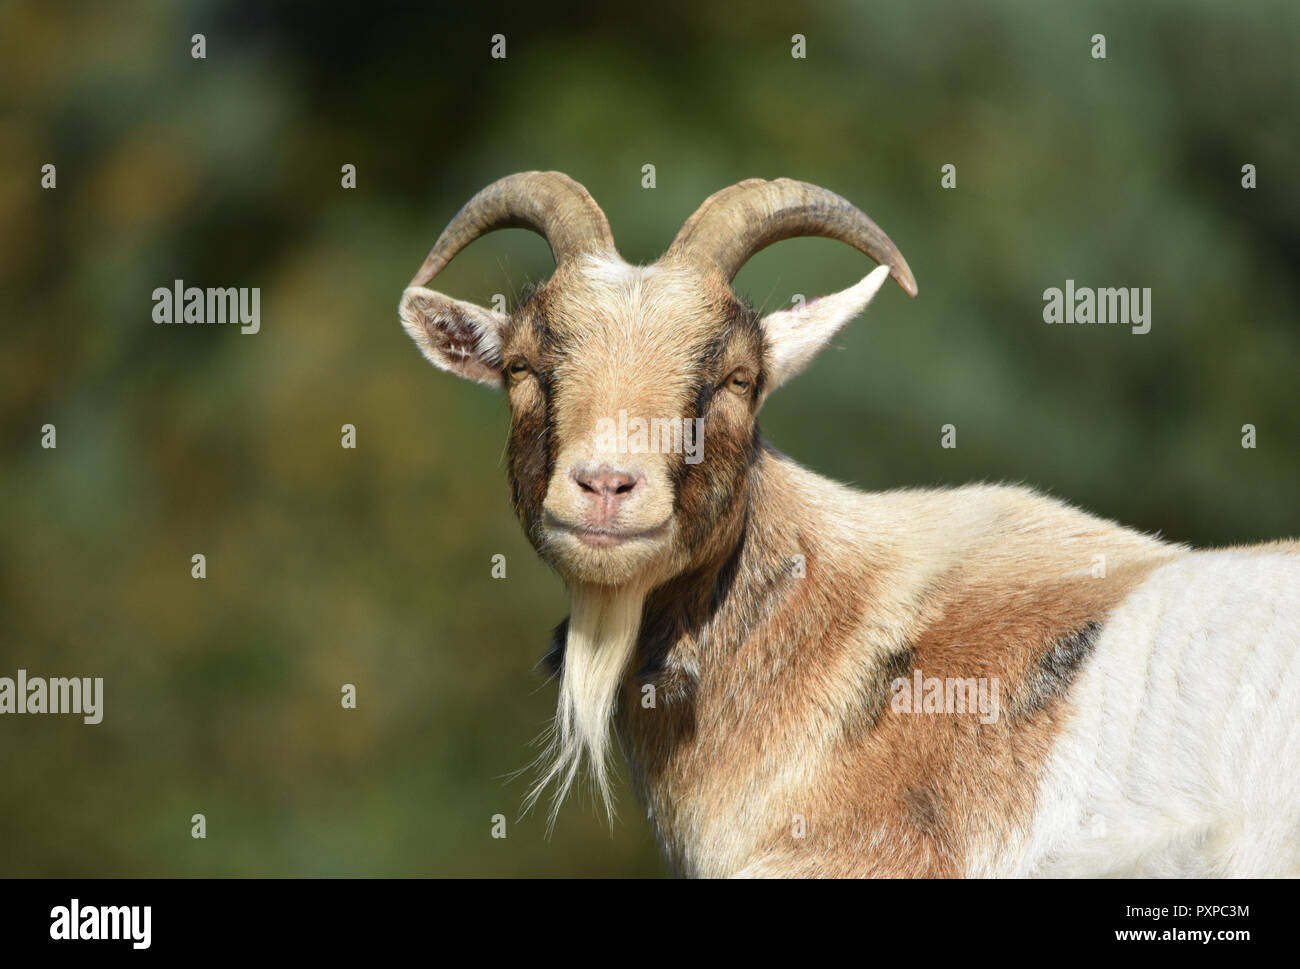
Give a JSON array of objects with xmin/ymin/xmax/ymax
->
[{"xmin": 403, "ymin": 291, "xmax": 503, "ymax": 386}]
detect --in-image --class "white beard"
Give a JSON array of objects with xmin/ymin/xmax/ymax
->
[{"xmin": 526, "ymin": 581, "xmax": 647, "ymax": 826}]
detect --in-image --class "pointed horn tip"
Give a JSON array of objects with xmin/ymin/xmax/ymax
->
[{"xmin": 891, "ymin": 262, "xmax": 919, "ymax": 299}]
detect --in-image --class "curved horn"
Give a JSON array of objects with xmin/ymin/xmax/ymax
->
[
  {"xmin": 408, "ymin": 171, "xmax": 615, "ymax": 287},
  {"xmin": 667, "ymin": 178, "xmax": 917, "ymax": 297}
]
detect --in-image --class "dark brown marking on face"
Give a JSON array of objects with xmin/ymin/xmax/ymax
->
[
  {"xmin": 504, "ymin": 284, "xmax": 559, "ymax": 544},
  {"xmin": 694, "ymin": 327, "xmax": 732, "ymax": 376},
  {"xmin": 664, "ymin": 297, "xmax": 765, "ymax": 570},
  {"xmin": 506, "ymin": 400, "xmax": 551, "ymax": 537},
  {"xmin": 517, "ymin": 282, "xmax": 573, "ymax": 360}
]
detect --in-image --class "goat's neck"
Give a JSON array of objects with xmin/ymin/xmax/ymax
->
[{"xmin": 635, "ymin": 444, "xmax": 834, "ymax": 684}]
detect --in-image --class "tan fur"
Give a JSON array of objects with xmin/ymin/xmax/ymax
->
[{"xmin": 619, "ymin": 457, "xmax": 1184, "ymax": 876}]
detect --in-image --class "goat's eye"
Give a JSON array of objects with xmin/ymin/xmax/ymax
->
[
  {"xmin": 725, "ymin": 369, "xmax": 753, "ymax": 396},
  {"xmin": 506, "ymin": 359, "xmax": 532, "ymax": 383}
]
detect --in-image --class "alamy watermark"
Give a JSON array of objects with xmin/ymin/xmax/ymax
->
[
  {"xmin": 50, "ymin": 899, "xmax": 150, "ymax": 949},
  {"xmin": 891, "ymin": 669, "xmax": 1001, "ymax": 724},
  {"xmin": 152, "ymin": 279, "xmax": 260, "ymax": 334},
  {"xmin": 0, "ymin": 670, "xmax": 103, "ymax": 724},
  {"xmin": 1043, "ymin": 280, "xmax": 1151, "ymax": 334},
  {"xmin": 592, "ymin": 409, "xmax": 704, "ymax": 464}
]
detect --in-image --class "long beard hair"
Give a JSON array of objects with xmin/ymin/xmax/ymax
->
[{"xmin": 523, "ymin": 581, "xmax": 647, "ymax": 828}]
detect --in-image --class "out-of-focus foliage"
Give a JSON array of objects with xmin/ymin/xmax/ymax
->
[{"xmin": 0, "ymin": 0, "xmax": 1296, "ymax": 875}]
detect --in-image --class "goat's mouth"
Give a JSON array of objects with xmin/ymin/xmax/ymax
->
[{"xmin": 544, "ymin": 514, "xmax": 671, "ymax": 549}]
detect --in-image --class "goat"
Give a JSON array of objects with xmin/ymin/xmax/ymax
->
[{"xmin": 398, "ymin": 171, "xmax": 1300, "ymax": 877}]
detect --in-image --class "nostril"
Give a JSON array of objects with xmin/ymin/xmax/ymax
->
[{"xmin": 573, "ymin": 466, "xmax": 642, "ymax": 500}]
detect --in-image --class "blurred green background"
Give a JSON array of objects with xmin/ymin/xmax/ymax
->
[{"xmin": 1, "ymin": 0, "xmax": 1296, "ymax": 875}]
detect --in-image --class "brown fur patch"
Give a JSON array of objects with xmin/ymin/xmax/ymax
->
[
  {"xmin": 617, "ymin": 450, "xmax": 1181, "ymax": 877},
  {"xmin": 903, "ymin": 785, "xmax": 944, "ymax": 835}
]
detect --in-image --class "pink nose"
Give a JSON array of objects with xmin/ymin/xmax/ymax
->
[{"xmin": 572, "ymin": 465, "xmax": 642, "ymax": 524}]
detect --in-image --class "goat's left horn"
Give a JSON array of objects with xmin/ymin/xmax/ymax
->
[
  {"xmin": 408, "ymin": 171, "xmax": 616, "ymax": 287},
  {"xmin": 666, "ymin": 178, "xmax": 917, "ymax": 298}
]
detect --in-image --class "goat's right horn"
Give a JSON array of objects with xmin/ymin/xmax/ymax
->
[
  {"xmin": 667, "ymin": 178, "xmax": 918, "ymax": 298},
  {"xmin": 408, "ymin": 171, "xmax": 616, "ymax": 287}
]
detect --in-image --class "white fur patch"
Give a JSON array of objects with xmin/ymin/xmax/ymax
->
[{"xmin": 972, "ymin": 550, "xmax": 1300, "ymax": 876}]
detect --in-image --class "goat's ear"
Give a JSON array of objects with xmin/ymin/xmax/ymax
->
[
  {"xmin": 758, "ymin": 264, "xmax": 891, "ymax": 394},
  {"xmin": 399, "ymin": 286, "xmax": 509, "ymax": 389}
]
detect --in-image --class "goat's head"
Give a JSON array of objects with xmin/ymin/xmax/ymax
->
[
  {"xmin": 400, "ymin": 173, "xmax": 915, "ymax": 819},
  {"xmin": 400, "ymin": 172, "xmax": 916, "ymax": 592}
]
